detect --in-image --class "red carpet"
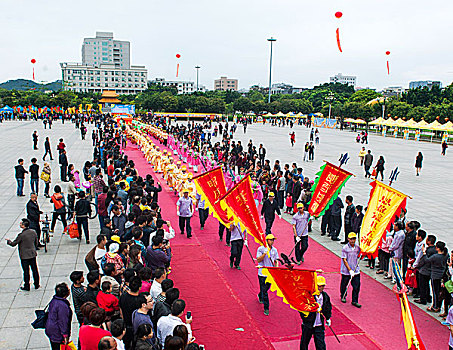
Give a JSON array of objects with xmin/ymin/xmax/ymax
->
[{"xmin": 126, "ymin": 141, "xmax": 449, "ymax": 350}]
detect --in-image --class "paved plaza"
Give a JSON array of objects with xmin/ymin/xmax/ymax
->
[{"xmin": 0, "ymin": 120, "xmax": 449, "ymax": 349}]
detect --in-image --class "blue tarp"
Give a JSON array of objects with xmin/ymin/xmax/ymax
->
[{"xmin": 0, "ymin": 105, "xmax": 13, "ymax": 113}]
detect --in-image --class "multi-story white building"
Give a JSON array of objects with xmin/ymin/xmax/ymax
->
[
  {"xmin": 61, "ymin": 31, "xmax": 147, "ymax": 95},
  {"xmin": 330, "ymin": 73, "xmax": 356, "ymax": 87},
  {"xmin": 60, "ymin": 62, "xmax": 147, "ymax": 94},
  {"xmin": 409, "ymin": 80, "xmax": 442, "ymax": 90},
  {"xmin": 82, "ymin": 32, "xmax": 130, "ymax": 69},
  {"xmin": 150, "ymin": 78, "xmax": 195, "ymax": 94}
]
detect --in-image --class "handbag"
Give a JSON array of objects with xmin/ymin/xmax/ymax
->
[
  {"xmin": 445, "ymin": 280, "xmax": 453, "ymax": 294},
  {"xmin": 40, "ymin": 171, "xmax": 50, "ymax": 182},
  {"xmin": 371, "ymin": 168, "xmax": 377, "ymax": 177},
  {"xmin": 61, "ymin": 341, "xmax": 77, "ymax": 350},
  {"xmin": 67, "ymin": 221, "xmax": 79, "ymax": 239},
  {"xmin": 31, "ymin": 303, "xmax": 49, "ymax": 329}
]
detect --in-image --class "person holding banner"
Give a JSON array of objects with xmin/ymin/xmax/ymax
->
[
  {"xmin": 340, "ymin": 232, "xmax": 361, "ymax": 308},
  {"xmin": 176, "ymin": 189, "xmax": 194, "ymax": 238},
  {"xmin": 256, "ymin": 234, "xmax": 278, "ymax": 316},
  {"xmin": 229, "ymin": 224, "xmax": 247, "ymax": 270},
  {"xmin": 300, "ymin": 276, "xmax": 332, "ymax": 350},
  {"xmin": 292, "ymin": 203, "xmax": 310, "ymax": 264}
]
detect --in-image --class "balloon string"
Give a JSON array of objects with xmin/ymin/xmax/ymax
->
[
  {"xmin": 33, "ymin": 67, "xmax": 35, "ymax": 80},
  {"xmin": 336, "ymin": 28, "xmax": 342, "ymax": 53},
  {"xmin": 387, "ymin": 61, "xmax": 390, "ymax": 75},
  {"xmin": 176, "ymin": 63, "xmax": 179, "ymax": 78}
]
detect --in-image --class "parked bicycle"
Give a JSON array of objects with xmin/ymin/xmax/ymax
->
[{"xmin": 40, "ymin": 214, "xmax": 51, "ymax": 253}]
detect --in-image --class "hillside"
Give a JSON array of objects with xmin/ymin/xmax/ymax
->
[{"xmin": 0, "ymin": 79, "xmax": 62, "ymax": 92}]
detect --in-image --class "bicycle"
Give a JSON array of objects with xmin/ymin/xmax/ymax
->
[
  {"xmin": 56, "ymin": 202, "xmax": 98, "ymax": 222},
  {"xmin": 40, "ymin": 214, "xmax": 51, "ymax": 253}
]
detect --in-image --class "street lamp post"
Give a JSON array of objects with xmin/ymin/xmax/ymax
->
[
  {"xmin": 267, "ymin": 37, "xmax": 276, "ymax": 104},
  {"xmin": 195, "ymin": 66, "xmax": 200, "ymax": 92},
  {"xmin": 326, "ymin": 93, "xmax": 335, "ymax": 118}
]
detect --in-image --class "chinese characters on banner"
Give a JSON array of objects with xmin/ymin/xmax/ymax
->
[
  {"xmin": 218, "ymin": 175, "xmax": 266, "ymax": 247},
  {"xmin": 360, "ymin": 181, "xmax": 408, "ymax": 255},
  {"xmin": 193, "ymin": 167, "xmax": 231, "ymax": 226},
  {"xmin": 308, "ymin": 162, "xmax": 353, "ymax": 217},
  {"xmin": 261, "ymin": 267, "xmax": 319, "ymax": 313}
]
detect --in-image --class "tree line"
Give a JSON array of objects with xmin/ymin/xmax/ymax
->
[{"xmin": 0, "ymin": 82, "xmax": 452, "ymax": 122}]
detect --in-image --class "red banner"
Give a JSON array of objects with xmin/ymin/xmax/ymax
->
[
  {"xmin": 308, "ymin": 162, "xmax": 352, "ymax": 217},
  {"xmin": 218, "ymin": 175, "xmax": 266, "ymax": 247},
  {"xmin": 261, "ymin": 267, "xmax": 319, "ymax": 313},
  {"xmin": 193, "ymin": 167, "xmax": 231, "ymax": 226}
]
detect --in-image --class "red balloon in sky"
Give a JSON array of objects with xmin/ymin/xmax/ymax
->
[
  {"xmin": 335, "ymin": 12, "xmax": 343, "ymax": 18},
  {"xmin": 31, "ymin": 59, "xmax": 36, "ymax": 64},
  {"xmin": 176, "ymin": 54, "xmax": 181, "ymax": 59},
  {"xmin": 386, "ymin": 51, "xmax": 391, "ymax": 55}
]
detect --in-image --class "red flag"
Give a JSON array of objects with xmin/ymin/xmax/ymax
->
[
  {"xmin": 193, "ymin": 167, "xmax": 231, "ymax": 227},
  {"xmin": 218, "ymin": 175, "xmax": 266, "ymax": 246},
  {"xmin": 308, "ymin": 162, "xmax": 352, "ymax": 217},
  {"xmin": 261, "ymin": 267, "xmax": 319, "ymax": 313}
]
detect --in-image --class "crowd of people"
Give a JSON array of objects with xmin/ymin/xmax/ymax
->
[{"xmin": 4, "ymin": 113, "xmax": 452, "ymax": 350}]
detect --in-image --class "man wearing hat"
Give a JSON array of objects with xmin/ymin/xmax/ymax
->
[
  {"xmin": 176, "ymin": 189, "xmax": 194, "ymax": 238},
  {"xmin": 340, "ymin": 232, "xmax": 361, "ymax": 308},
  {"xmin": 300, "ymin": 275, "xmax": 332, "ymax": 350},
  {"xmin": 261, "ymin": 192, "xmax": 281, "ymax": 234},
  {"xmin": 292, "ymin": 203, "xmax": 310, "ymax": 264},
  {"xmin": 257, "ymin": 234, "xmax": 278, "ymax": 316}
]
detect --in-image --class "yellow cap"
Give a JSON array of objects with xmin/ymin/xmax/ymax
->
[
  {"xmin": 317, "ymin": 276, "xmax": 326, "ymax": 286},
  {"xmin": 268, "ymin": 192, "xmax": 275, "ymax": 197},
  {"xmin": 182, "ymin": 188, "xmax": 189, "ymax": 193},
  {"xmin": 265, "ymin": 234, "xmax": 276, "ymax": 240},
  {"xmin": 297, "ymin": 203, "xmax": 304, "ymax": 209},
  {"xmin": 181, "ymin": 165, "xmax": 187, "ymax": 171},
  {"xmin": 348, "ymin": 232, "xmax": 357, "ymax": 239},
  {"xmin": 177, "ymin": 161, "xmax": 182, "ymax": 164},
  {"xmin": 111, "ymin": 235, "xmax": 121, "ymax": 244},
  {"xmin": 188, "ymin": 173, "xmax": 193, "ymax": 179}
]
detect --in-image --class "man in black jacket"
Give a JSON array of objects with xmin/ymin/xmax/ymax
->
[
  {"xmin": 59, "ymin": 150, "xmax": 68, "ymax": 182},
  {"xmin": 258, "ymin": 144, "xmax": 266, "ymax": 167},
  {"xmin": 342, "ymin": 195, "xmax": 355, "ymax": 244},
  {"xmin": 292, "ymin": 176, "xmax": 302, "ymax": 211},
  {"xmin": 414, "ymin": 235, "xmax": 436, "ymax": 305},
  {"xmin": 15, "ymin": 158, "xmax": 28, "ymax": 196},
  {"xmin": 29, "ymin": 158, "xmax": 39, "ymax": 194},
  {"xmin": 329, "ymin": 197, "xmax": 344, "ymax": 241},
  {"xmin": 43, "ymin": 137, "xmax": 53, "ymax": 161},
  {"xmin": 402, "ymin": 221, "xmax": 418, "ymax": 278},
  {"xmin": 26, "ymin": 193, "xmax": 43, "ymax": 247},
  {"xmin": 75, "ymin": 191, "xmax": 92, "ymax": 243},
  {"xmin": 6, "ymin": 218, "xmax": 40, "ymax": 291},
  {"xmin": 300, "ymin": 276, "xmax": 332, "ymax": 350},
  {"xmin": 261, "ymin": 192, "xmax": 281, "ymax": 234}
]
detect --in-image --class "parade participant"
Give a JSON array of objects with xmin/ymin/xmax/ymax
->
[
  {"xmin": 175, "ymin": 165, "xmax": 189, "ymax": 195},
  {"xmin": 257, "ymin": 234, "xmax": 278, "ymax": 316},
  {"xmin": 181, "ymin": 173, "xmax": 196, "ymax": 200},
  {"xmin": 195, "ymin": 193, "xmax": 208, "ymax": 230},
  {"xmin": 229, "ymin": 224, "xmax": 247, "ymax": 270},
  {"xmin": 177, "ymin": 189, "xmax": 194, "ymax": 238},
  {"xmin": 340, "ymin": 232, "xmax": 361, "ymax": 308},
  {"xmin": 292, "ymin": 203, "xmax": 310, "ymax": 264},
  {"xmin": 261, "ymin": 192, "xmax": 281, "ymax": 234},
  {"xmin": 300, "ymin": 276, "xmax": 332, "ymax": 350},
  {"xmin": 164, "ymin": 158, "xmax": 177, "ymax": 187}
]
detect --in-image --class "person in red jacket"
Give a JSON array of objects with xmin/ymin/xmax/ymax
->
[{"xmin": 96, "ymin": 281, "xmax": 119, "ymax": 318}]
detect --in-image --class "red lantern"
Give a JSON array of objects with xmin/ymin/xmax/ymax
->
[{"xmin": 335, "ymin": 11, "xmax": 343, "ymax": 18}]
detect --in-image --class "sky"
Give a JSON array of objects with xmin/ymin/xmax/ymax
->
[{"xmin": 1, "ymin": 0, "xmax": 452, "ymax": 90}]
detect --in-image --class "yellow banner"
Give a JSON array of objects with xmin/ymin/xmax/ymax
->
[{"xmin": 360, "ymin": 180, "xmax": 408, "ymax": 255}]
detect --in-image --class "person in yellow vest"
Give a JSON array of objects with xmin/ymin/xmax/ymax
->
[
  {"xmin": 165, "ymin": 158, "xmax": 177, "ymax": 185},
  {"xmin": 175, "ymin": 165, "xmax": 188, "ymax": 195},
  {"xmin": 181, "ymin": 173, "xmax": 197, "ymax": 200},
  {"xmin": 152, "ymin": 147, "xmax": 161, "ymax": 169},
  {"xmin": 161, "ymin": 153, "xmax": 171, "ymax": 178},
  {"xmin": 157, "ymin": 150, "xmax": 168, "ymax": 173},
  {"xmin": 169, "ymin": 161, "xmax": 182, "ymax": 190}
]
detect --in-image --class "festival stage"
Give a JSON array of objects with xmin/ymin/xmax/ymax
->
[{"xmin": 125, "ymin": 143, "xmax": 448, "ymax": 350}]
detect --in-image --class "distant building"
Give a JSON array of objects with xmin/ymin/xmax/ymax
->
[
  {"xmin": 61, "ymin": 31, "xmax": 147, "ymax": 95},
  {"xmin": 381, "ymin": 86, "xmax": 405, "ymax": 98},
  {"xmin": 409, "ymin": 80, "xmax": 442, "ymax": 90},
  {"xmin": 271, "ymin": 83, "xmax": 307, "ymax": 95},
  {"xmin": 60, "ymin": 62, "xmax": 147, "ymax": 94},
  {"xmin": 330, "ymin": 73, "xmax": 356, "ymax": 87},
  {"xmin": 150, "ymin": 78, "xmax": 195, "ymax": 94},
  {"xmin": 214, "ymin": 76, "xmax": 238, "ymax": 91}
]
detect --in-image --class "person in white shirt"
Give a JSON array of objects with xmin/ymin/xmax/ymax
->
[
  {"xmin": 151, "ymin": 268, "xmax": 167, "ymax": 301},
  {"xmin": 257, "ymin": 234, "xmax": 279, "ymax": 316},
  {"xmin": 110, "ymin": 319, "xmax": 126, "ymax": 350},
  {"xmin": 157, "ymin": 299, "xmax": 192, "ymax": 347},
  {"xmin": 94, "ymin": 234, "xmax": 107, "ymax": 274}
]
